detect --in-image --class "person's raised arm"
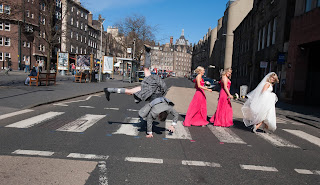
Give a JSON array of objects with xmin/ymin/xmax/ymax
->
[{"xmin": 222, "ymin": 75, "xmax": 233, "ymax": 99}]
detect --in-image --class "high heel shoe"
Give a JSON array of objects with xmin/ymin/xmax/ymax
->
[{"xmin": 252, "ymin": 125, "xmax": 257, "ymax": 133}]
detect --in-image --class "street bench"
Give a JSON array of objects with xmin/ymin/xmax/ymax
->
[
  {"xmin": 29, "ymin": 72, "xmax": 57, "ymax": 86},
  {"xmin": 74, "ymin": 72, "xmax": 88, "ymax": 83}
]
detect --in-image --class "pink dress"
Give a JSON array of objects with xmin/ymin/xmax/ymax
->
[
  {"xmin": 183, "ymin": 78, "xmax": 209, "ymax": 127},
  {"xmin": 210, "ymin": 80, "xmax": 233, "ymax": 127}
]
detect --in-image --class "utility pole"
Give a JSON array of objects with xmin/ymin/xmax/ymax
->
[
  {"xmin": 133, "ymin": 39, "xmax": 136, "ymax": 59},
  {"xmin": 98, "ymin": 15, "xmax": 105, "ymax": 82}
]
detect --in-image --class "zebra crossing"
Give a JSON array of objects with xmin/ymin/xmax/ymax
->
[{"xmin": 1, "ymin": 109, "xmax": 320, "ymax": 149}]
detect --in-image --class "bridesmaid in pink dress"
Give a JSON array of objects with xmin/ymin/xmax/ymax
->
[
  {"xmin": 210, "ymin": 68, "xmax": 233, "ymax": 127},
  {"xmin": 183, "ymin": 66, "xmax": 212, "ymax": 127}
]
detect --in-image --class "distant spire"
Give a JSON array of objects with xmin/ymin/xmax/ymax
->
[{"xmin": 181, "ymin": 29, "xmax": 184, "ymax": 36}]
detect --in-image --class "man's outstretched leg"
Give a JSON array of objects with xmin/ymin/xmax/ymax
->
[{"xmin": 104, "ymin": 86, "xmax": 141, "ymax": 101}]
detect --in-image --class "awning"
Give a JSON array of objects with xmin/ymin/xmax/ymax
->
[{"xmin": 114, "ymin": 62, "xmax": 121, "ymax": 67}]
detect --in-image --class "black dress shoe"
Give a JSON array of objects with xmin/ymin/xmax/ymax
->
[{"xmin": 104, "ymin": 88, "xmax": 110, "ymax": 101}]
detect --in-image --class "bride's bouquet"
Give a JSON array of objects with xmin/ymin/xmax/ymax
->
[
  {"xmin": 229, "ymin": 93, "xmax": 239, "ymax": 100},
  {"xmin": 233, "ymin": 93, "xmax": 239, "ymax": 100}
]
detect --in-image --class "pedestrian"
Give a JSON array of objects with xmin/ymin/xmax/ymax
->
[
  {"xmin": 72, "ymin": 63, "xmax": 76, "ymax": 75},
  {"xmin": 24, "ymin": 67, "xmax": 38, "ymax": 85},
  {"xmin": 183, "ymin": 66, "xmax": 212, "ymax": 127},
  {"xmin": 25, "ymin": 59, "xmax": 30, "ymax": 73},
  {"xmin": 139, "ymin": 97, "xmax": 179, "ymax": 138},
  {"xmin": 38, "ymin": 60, "xmax": 44, "ymax": 72},
  {"xmin": 104, "ymin": 44, "xmax": 167, "ymax": 103},
  {"xmin": 242, "ymin": 72, "xmax": 279, "ymax": 133},
  {"xmin": 209, "ymin": 68, "xmax": 233, "ymax": 127}
]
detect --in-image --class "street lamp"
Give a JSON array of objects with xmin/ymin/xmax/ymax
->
[{"xmin": 98, "ymin": 15, "xmax": 105, "ymax": 82}]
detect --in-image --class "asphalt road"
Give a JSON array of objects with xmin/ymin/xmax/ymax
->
[{"xmin": 0, "ymin": 78, "xmax": 319, "ymax": 185}]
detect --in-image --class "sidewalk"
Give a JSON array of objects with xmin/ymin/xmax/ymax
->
[
  {"xmin": 0, "ymin": 70, "xmax": 139, "ymax": 113},
  {"xmin": 236, "ymin": 98, "xmax": 320, "ymax": 129}
]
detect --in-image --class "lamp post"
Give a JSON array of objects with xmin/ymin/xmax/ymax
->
[{"xmin": 98, "ymin": 15, "xmax": 105, "ymax": 82}]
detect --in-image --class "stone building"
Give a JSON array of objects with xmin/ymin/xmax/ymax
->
[
  {"xmin": 210, "ymin": 0, "xmax": 254, "ymax": 80},
  {"xmin": 232, "ymin": 10, "xmax": 254, "ymax": 89},
  {"xmin": 250, "ymin": 0, "xmax": 296, "ymax": 96},
  {"xmin": 150, "ymin": 30, "xmax": 192, "ymax": 77},
  {"xmin": 106, "ymin": 26, "xmax": 126, "ymax": 58},
  {"xmin": 285, "ymin": 0, "xmax": 320, "ymax": 105}
]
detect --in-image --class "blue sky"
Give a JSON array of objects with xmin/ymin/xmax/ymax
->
[{"xmin": 82, "ymin": 0, "xmax": 230, "ymax": 45}]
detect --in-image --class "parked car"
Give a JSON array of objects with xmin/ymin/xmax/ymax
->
[
  {"xmin": 203, "ymin": 78, "xmax": 219, "ymax": 91},
  {"xmin": 136, "ymin": 71, "xmax": 145, "ymax": 82}
]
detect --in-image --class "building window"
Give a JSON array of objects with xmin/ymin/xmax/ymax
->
[
  {"xmin": 81, "ymin": 23, "xmax": 83, "ymax": 29},
  {"xmin": 39, "ymin": 44, "xmax": 42, "ymax": 51},
  {"xmin": 5, "ymin": 53, "xmax": 10, "ymax": 60},
  {"xmin": 42, "ymin": 45, "xmax": 45, "ymax": 52},
  {"xmin": 262, "ymin": 26, "xmax": 266, "ymax": 49},
  {"xmin": 305, "ymin": 0, "xmax": 312, "ymax": 12},
  {"xmin": 76, "ymin": 21, "xmax": 79, "ymax": 28},
  {"xmin": 257, "ymin": 29, "xmax": 261, "ymax": 51},
  {"xmin": 26, "ymin": 10, "xmax": 30, "ymax": 17},
  {"xmin": 71, "ymin": 18, "xmax": 73, "ymax": 25},
  {"xmin": 23, "ymin": 41, "xmax": 26, "ymax": 47},
  {"xmin": 71, "ymin": 31, "xmax": 73, "ymax": 38},
  {"xmin": 76, "ymin": 33, "xmax": 78, "ymax": 40},
  {"xmin": 4, "ymin": 37, "xmax": 10, "ymax": 46},
  {"xmin": 0, "ymin": 53, "xmax": 3, "ymax": 61},
  {"xmin": 4, "ymin": 5, "xmax": 10, "ymax": 15},
  {"xmin": 27, "ymin": 42, "xmax": 30, "ymax": 48},
  {"xmin": 0, "ymin": 37, "xmax": 3, "ymax": 46},
  {"xmin": 71, "ymin": 45, "xmax": 74, "ymax": 53},
  {"xmin": 267, "ymin": 21, "xmax": 271, "ymax": 47},
  {"xmin": 4, "ymin": 22, "xmax": 10, "ymax": 31},
  {"xmin": 0, "ymin": 5, "xmax": 3, "ymax": 13},
  {"xmin": 85, "ymin": 14, "xmax": 87, "ymax": 19},
  {"xmin": 272, "ymin": 17, "xmax": 277, "ymax": 45},
  {"xmin": 31, "ymin": 13, "xmax": 34, "ymax": 19},
  {"xmin": 81, "ymin": 12, "xmax": 83, "ymax": 17},
  {"xmin": 71, "ymin": 7, "xmax": 74, "ymax": 12},
  {"xmin": 0, "ymin": 21, "xmax": 3, "ymax": 30},
  {"xmin": 85, "ymin": 25, "xmax": 87, "ymax": 31}
]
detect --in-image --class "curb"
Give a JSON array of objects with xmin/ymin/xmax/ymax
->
[{"xmin": 286, "ymin": 115, "xmax": 320, "ymax": 129}]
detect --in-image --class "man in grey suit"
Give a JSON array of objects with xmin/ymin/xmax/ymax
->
[
  {"xmin": 104, "ymin": 44, "xmax": 166, "ymax": 103},
  {"xmin": 139, "ymin": 97, "xmax": 179, "ymax": 138}
]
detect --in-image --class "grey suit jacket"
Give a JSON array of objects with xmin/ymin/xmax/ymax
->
[{"xmin": 139, "ymin": 98, "xmax": 179, "ymax": 133}]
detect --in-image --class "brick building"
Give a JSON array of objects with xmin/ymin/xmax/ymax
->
[
  {"xmin": 285, "ymin": 0, "xmax": 320, "ymax": 105},
  {"xmin": 0, "ymin": 0, "xmax": 50, "ymax": 70}
]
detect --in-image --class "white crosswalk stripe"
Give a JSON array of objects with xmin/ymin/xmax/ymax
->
[
  {"xmin": 57, "ymin": 114, "xmax": 106, "ymax": 132},
  {"xmin": 5, "ymin": 112, "xmax": 65, "ymax": 128},
  {"xmin": 165, "ymin": 120, "xmax": 192, "ymax": 140},
  {"xmin": 256, "ymin": 132, "xmax": 299, "ymax": 148},
  {"xmin": 112, "ymin": 117, "xmax": 141, "ymax": 136},
  {"xmin": 0, "ymin": 109, "xmax": 34, "ymax": 120},
  {"xmin": 12, "ymin": 149, "xmax": 54, "ymax": 156},
  {"xmin": 67, "ymin": 153, "xmax": 109, "ymax": 160},
  {"xmin": 283, "ymin": 129, "xmax": 320, "ymax": 147},
  {"xmin": 207, "ymin": 125, "xmax": 246, "ymax": 144}
]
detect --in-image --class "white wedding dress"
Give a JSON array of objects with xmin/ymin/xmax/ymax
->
[{"xmin": 242, "ymin": 75, "xmax": 278, "ymax": 131}]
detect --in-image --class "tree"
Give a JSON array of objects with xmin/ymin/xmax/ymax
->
[{"xmin": 114, "ymin": 14, "xmax": 156, "ymax": 61}]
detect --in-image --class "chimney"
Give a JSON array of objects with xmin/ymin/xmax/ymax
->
[
  {"xmin": 170, "ymin": 36, "xmax": 173, "ymax": 44},
  {"xmin": 88, "ymin": 13, "xmax": 93, "ymax": 26}
]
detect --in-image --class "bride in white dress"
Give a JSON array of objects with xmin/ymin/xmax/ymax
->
[{"xmin": 242, "ymin": 72, "xmax": 279, "ymax": 133}]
